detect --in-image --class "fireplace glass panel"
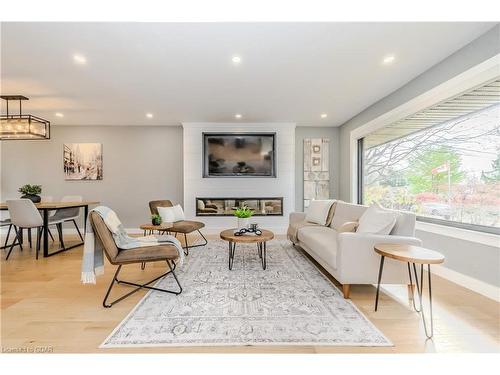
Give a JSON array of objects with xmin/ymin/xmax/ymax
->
[{"xmin": 196, "ymin": 197, "xmax": 283, "ymax": 216}]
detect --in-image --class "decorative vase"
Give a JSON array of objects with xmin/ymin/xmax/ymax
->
[
  {"xmin": 21, "ymin": 194, "xmax": 41, "ymax": 203},
  {"xmin": 237, "ymin": 217, "xmax": 249, "ymax": 230}
]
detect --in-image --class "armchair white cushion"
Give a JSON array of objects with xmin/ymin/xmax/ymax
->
[{"xmin": 158, "ymin": 204, "xmax": 185, "ymax": 224}]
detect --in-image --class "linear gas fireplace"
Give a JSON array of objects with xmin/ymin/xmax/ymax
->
[{"xmin": 196, "ymin": 197, "xmax": 283, "ymax": 217}]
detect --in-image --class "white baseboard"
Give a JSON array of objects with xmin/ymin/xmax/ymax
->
[{"xmin": 430, "ymin": 264, "xmax": 500, "ymax": 302}]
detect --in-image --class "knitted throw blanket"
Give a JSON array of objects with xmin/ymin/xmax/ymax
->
[{"xmin": 81, "ymin": 206, "xmax": 184, "ymax": 284}]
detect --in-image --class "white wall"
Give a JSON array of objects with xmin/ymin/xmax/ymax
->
[
  {"xmin": 1, "ymin": 126, "xmax": 184, "ymax": 228},
  {"xmin": 182, "ymin": 123, "xmax": 295, "ymax": 233}
]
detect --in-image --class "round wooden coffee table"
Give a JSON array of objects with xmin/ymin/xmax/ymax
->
[
  {"xmin": 374, "ymin": 243, "xmax": 445, "ymax": 339},
  {"xmin": 220, "ymin": 228, "xmax": 274, "ymax": 270}
]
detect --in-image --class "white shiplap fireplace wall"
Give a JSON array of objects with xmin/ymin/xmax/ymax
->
[{"xmin": 182, "ymin": 122, "xmax": 296, "ymax": 234}]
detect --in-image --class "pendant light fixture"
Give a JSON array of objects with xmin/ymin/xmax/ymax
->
[{"xmin": 1, "ymin": 95, "xmax": 51, "ymax": 140}]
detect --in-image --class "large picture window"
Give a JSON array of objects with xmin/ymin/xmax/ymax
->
[{"xmin": 360, "ymin": 103, "xmax": 500, "ymax": 234}]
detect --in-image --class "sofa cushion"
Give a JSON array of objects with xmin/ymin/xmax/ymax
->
[
  {"xmin": 287, "ymin": 219, "xmax": 318, "ymax": 243},
  {"xmin": 390, "ymin": 210, "xmax": 416, "ymax": 236},
  {"xmin": 298, "ymin": 226, "xmax": 338, "ymax": 269},
  {"xmin": 330, "ymin": 201, "xmax": 367, "ymax": 230},
  {"xmin": 337, "ymin": 221, "xmax": 358, "ymax": 233},
  {"xmin": 357, "ymin": 204, "xmax": 397, "ymax": 235},
  {"xmin": 325, "ymin": 200, "xmax": 338, "ymax": 226},
  {"xmin": 306, "ymin": 199, "xmax": 336, "ymax": 225}
]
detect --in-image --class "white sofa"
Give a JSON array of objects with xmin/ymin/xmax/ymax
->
[{"xmin": 288, "ymin": 201, "xmax": 422, "ymax": 298}]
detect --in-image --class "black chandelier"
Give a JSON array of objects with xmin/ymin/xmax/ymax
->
[{"xmin": 1, "ymin": 95, "xmax": 51, "ymax": 140}]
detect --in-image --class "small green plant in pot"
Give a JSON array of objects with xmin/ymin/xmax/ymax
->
[
  {"xmin": 151, "ymin": 214, "xmax": 162, "ymax": 226},
  {"xmin": 234, "ymin": 206, "xmax": 253, "ymax": 229},
  {"xmin": 18, "ymin": 184, "xmax": 42, "ymax": 203}
]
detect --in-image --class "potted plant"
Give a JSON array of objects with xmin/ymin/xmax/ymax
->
[
  {"xmin": 151, "ymin": 214, "xmax": 162, "ymax": 226},
  {"xmin": 18, "ymin": 184, "xmax": 42, "ymax": 203},
  {"xmin": 234, "ymin": 206, "xmax": 253, "ymax": 229}
]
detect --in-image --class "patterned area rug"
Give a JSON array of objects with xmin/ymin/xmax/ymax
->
[{"xmin": 101, "ymin": 240, "xmax": 391, "ymax": 347}]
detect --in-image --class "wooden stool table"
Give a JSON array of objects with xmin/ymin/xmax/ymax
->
[
  {"xmin": 139, "ymin": 223, "xmax": 173, "ymax": 236},
  {"xmin": 220, "ymin": 229, "xmax": 274, "ymax": 270},
  {"xmin": 374, "ymin": 243, "xmax": 445, "ymax": 339}
]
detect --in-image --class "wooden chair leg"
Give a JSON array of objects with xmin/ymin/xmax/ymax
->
[
  {"xmin": 28, "ymin": 228, "xmax": 32, "ymax": 248},
  {"xmin": 342, "ymin": 284, "xmax": 351, "ymax": 299}
]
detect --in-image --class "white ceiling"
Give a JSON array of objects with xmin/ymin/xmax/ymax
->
[{"xmin": 0, "ymin": 22, "xmax": 496, "ymax": 127}]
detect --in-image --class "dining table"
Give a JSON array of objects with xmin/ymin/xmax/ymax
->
[{"xmin": 0, "ymin": 201, "xmax": 99, "ymax": 257}]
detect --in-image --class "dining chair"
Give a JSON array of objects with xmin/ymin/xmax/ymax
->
[
  {"xmin": 6, "ymin": 199, "xmax": 44, "ymax": 260},
  {"xmin": 1, "ymin": 218, "xmax": 15, "ymax": 250},
  {"xmin": 49, "ymin": 195, "xmax": 84, "ymax": 250},
  {"xmin": 39, "ymin": 196, "xmax": 56, "ymax": 242}
]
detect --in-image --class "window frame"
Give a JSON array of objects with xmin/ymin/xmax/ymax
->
[{"xmin": 357, "ymin": 136, "xmax": 500, "ymax": 236}]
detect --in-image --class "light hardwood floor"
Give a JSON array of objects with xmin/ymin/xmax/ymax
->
[{"xmin": 1, "ymin": 233, "xmax": 499, "ymax": 353}]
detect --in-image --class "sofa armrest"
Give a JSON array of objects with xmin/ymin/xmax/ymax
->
[
  {"xmin": 335, "ymin": 232, "xmax": 422, "ymax": 284},
  {"xmin": 289, "ymin": 212, "xmax": 306, "ymax": 224}
]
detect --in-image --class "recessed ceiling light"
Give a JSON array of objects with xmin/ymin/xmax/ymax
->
[
  {"xmin": 382, "ymin": 54, "xmax": 396, "ymax": 65},
  {"xmin": 232, "ymin": 55, "xmax": 242, "ymax": 64},
  {"xmin": 55, "ymin": 112, "xmax": 64, "ymax": 118},
  {"xmin": 320, "ymin": 113, "xmax": 328, "ymax": 119},
  {"xmin": 146, "ymin": 113, "xmax": 154, "ymax": 119},
  {"xmin": 73, "ymin": 54, "xmax": 87, "ymax": 65},
  {"xmin": 235, "ymin": 114, "xmax": 242, "ymax": 119}
]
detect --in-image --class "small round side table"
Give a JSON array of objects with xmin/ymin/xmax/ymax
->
[
  {"xmin": 220, "ymin": 228, "xmax": 274, "ymax": 270},
  {"xmin": 374, "ymin": 243, "xmax": 445, "ymax": 339},
  {"xmin": 139, "ymin": 223, "xmax": 173, "ymax": 236}
]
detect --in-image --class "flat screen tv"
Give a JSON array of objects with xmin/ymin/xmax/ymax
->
[{"xmin": 203, "ymin": 133, "xmax": 276, "ymax": 177}]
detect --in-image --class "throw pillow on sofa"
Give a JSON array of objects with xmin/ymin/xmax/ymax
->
[
  {"xmin": 357, "ymin": 203, "xmax": 397, "ymax": 235},
  {"xmin": 305, "ymin": 200, "xmax": 336, "ymax": 225},
  {"xmin": 337, "ymin": 221, "xmax": 358, "ymax": 233}
]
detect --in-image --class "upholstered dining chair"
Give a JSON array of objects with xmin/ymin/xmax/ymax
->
[
  {"xmin": 89, "ymin": 211, "xmax": 182, "ymax": 308},
  {"xmin": 6, "ymin": 199, "xmax": 44, "ymax": 260},
  {"xmin": 148, "ymin": 200, "xmax": 208, "ymax": 255},
  {"xmin": 1, "ymin": 218, "xmax": 14, "ymax": 250},
  {"xmin": 49, "ymin": 195, "xmax": 84, "ymax": 249}
]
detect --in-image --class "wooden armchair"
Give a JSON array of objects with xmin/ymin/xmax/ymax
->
[
  {"xmin": 149, "ymin": 200, "xmax": 208, "ymax": 256},
  {"xmin": 89, "ymin": 211, "xmax": 182, "ymax": 308}
]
